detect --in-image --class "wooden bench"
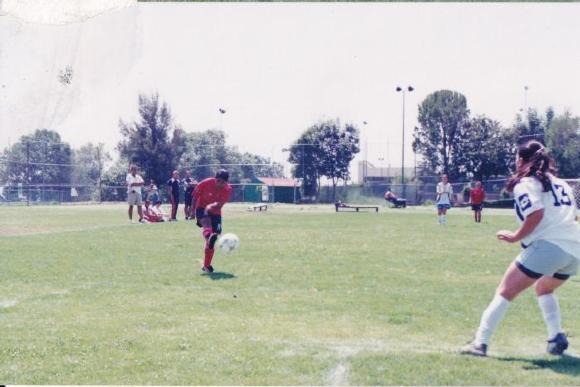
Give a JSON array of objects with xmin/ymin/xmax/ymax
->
[
  {"xmin": 335, "ymin": 203, "xmax": 379, "ymax": 213},
  {"xmin": 248, "ymin": 204, "xmax": 268, "ymax": 212}
]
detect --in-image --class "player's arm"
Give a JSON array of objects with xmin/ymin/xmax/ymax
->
[
  {"xmin": 497, "ymin": 209, "xmax": 544, "ymax": 243},
  {"xmin": 497, "ymin": 181, "xmax": 544, "ymax": 243}
]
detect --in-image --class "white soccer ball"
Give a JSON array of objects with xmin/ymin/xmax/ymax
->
[{"xmin": 218, "ymin": 233, "xmax": 239, "ymax": 253}]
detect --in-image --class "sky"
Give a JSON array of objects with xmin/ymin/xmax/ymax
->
[{"xmin": 1, "ymin": 2, "xmax": 579, "ymax": 179}]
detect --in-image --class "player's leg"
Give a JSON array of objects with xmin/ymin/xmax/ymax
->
[
  {"xmin": 128, "ymin": 205, "xmax": 133, "ymax": 222},
  {"xmin": 463, "ymin": 261, "xmax": 536, "ymax": 356},
  {"xmin": 536, "ymin": 276, "xmax": 568, "ymax": 354},
  {"xmin": 437, "ymin": 206, "xmax": 443, "ymax": 224},
  {"xmin": 137, "ymin": 204, "xmax": 144, "ymax": 222},
  {"xmin": 534, "ymin": 247, "xmax": 577, "ymax": 355},
  {"xmin": 204, "ymin": 215, "xmax": 222, "ymax": 272}
]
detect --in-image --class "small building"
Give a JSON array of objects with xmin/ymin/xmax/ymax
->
[{"xmin": 244, "ymin": 177, "xmax": 300, "ymax": 203}]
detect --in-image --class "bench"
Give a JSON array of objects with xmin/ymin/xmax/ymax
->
[
  {"xmin": 248, "ymin": 204, "xmax": 268, "ymax": 212},
  {"xmin": 335, "ymin": 203, "xmax": 379, "ymax": 212}
]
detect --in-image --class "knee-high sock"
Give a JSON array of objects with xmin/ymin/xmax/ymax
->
[
  {"xmin": 204, "ymin": 247, "xmax": 215, "ymax": 267},
  {"xmin": 202, "ymin": 227, "xmax": 212, "ymax": 240},
  {"xmin": 475, "ymin": 294, "xmax": 510, "ymax": 346},
  {"xmin": 538, "ymin": 293, "xmax": 562, "ymax": 339}
]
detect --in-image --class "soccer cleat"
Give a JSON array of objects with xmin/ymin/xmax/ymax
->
[
  {"xmin": 202, "ymin": 265, "xmax": 214, "ymax": 274},
  {"xmin": 547, "ymin": 333, "xmax": 569, "ymax": 355},
  {"xmin": 460, "ymin": 342, "xmax": 488, "ymax": 357},
  {"xmin": 208, "ymin": 233, "xmax": 219, "ymax": 249},
  {"xmin": 208, "ymin": 265, "xmax": 214, "ymax": 273}
]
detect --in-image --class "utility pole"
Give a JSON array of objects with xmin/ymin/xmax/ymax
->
[
  {"xmin": 96, "ymin": 145, "xmax": 102, "ymax": 203},
  {"xmin": 26, "ymin": 142, "xmax": 30, "ymax": 207}
]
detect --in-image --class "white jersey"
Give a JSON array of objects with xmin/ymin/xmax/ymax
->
[
  {"xmin": 436, "ymin": 182, "xmax": 453, "ymax": 205},
  {"xmin": 514, "ymin": 175, "xmax": 580, "ymax": 259},
  {"xmin": 126, "ymin": 173, "xmax": 144, "ymax": 195}
]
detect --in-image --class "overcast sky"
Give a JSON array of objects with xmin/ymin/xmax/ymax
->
[{"xmin": 1, "ymin": 2, "xmax": 579, "ymax": 177}]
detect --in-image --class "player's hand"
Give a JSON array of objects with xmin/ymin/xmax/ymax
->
[{"xmin": 496, "ymin": 230, "xmax": 517, "ymax": 243}]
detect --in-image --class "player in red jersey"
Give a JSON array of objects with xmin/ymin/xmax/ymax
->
[
  {"xmin": 192, "ymin": 169, "xmax": 232, "ymax": 273},
  {"xmin": 470, "ymin": 181, "xmax": 486, "ymax": 223}
]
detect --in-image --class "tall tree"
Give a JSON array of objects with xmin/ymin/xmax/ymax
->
[
  {"xmin": 546, "ymin": 111, "xmax": 580, "ymax": 178},
  {"xmin": 413, "ymin": 90, "xmax": 470, "ymax": 180},
  {"xmin": 455, "ymin": 116, "xmax": 515, "ymax": 180},
  {"xmin": 117, "ymin": 93, "xmax": 182, "ymax": 186},
  {"xmin": 288, "ymin": 119, "xmax": 360, "ymax": 200},
  {"xmin": 0, "ymin": 129, "xmax": 72, "ymax": 186},
  {"xmin": 72, "ymin": 143, "xmax": 111, "ymax": 201}
]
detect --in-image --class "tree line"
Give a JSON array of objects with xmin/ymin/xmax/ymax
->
[
  {"xmin": 413, "ymin": 90, "xmax": 579, "ymax": 182},
  {"xmin": 1, "ymin": 90, "xmax": 578, "ymax": 202}
]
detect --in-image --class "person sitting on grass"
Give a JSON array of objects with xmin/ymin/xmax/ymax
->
[
  {"xmin": 143, "ymin": 200, "xmax": 165, "ymax": 223},
  {"xmin": 384, "ymin": 189, "xmax": 406, "ymax": 208}
]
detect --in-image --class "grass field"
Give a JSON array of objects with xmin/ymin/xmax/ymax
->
[{"xmin": 1, "ymin": 203, "xmax": 580, "ymax": 385}]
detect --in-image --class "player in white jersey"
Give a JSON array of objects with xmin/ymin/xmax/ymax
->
[
  {"xmin": 462, "ymin": 140, "xmax": 580, "ymax": 357},
  {"xmin": 436, "ymin": 174, "xmax": 453, "ymax": 225}
]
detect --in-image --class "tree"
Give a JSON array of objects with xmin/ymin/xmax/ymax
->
[
  {"xmin": 413, "ymin": 90, "xmax": 470, "ymax": 180},
  {"xmin": 177, "ymin": 129, "xmax": 283, "ymax": 183},
  {"xmin": 546, "ymin": 111, "xmax": 580, "ymax": 178},
  {"xmin": 288, "ymin": 119, "xmax": 360, "ymax": 201},
  {"xmin": 72, "ymin": 143, "xmax": 111, "ymax": 201},
  {"xmin": 455, "ymin": 116, "xmax": 515, "ymax": 180},
  {"xmin": 513, "ymin": 108, "xmax": 549, "ymax": 144},
  {"xmin": 117, "ymin": 93, "xmax": 182, "ymax": 186},
  {"xmin": 0, "ymin": 129, "xmax": 72, "ymax": 187},
  {"xmin": 177, "ymin": 129, "xmax": 230, "ymax": 180}
]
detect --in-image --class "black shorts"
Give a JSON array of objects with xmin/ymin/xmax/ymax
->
[
  {"xmin": 184, "ymin": 192, "xmax": 193, "ymax": 206},
  {"xmin": 195, "ymin": 208, "xmax": 222, "ymax": 234},
  {"xmin": 471, "ymin": 204, "xmax": 483, "ymax": 211}
]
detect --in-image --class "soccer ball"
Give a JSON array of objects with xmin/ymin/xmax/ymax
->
[{"xmin": 218, "ymin": 233, "xmax": 239, "ymax": 253}]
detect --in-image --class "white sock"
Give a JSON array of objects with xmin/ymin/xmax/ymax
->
[
  {"xmin": 475, "ymin": 294, "xmax": 510, "ymax": 346},
  {"xmin": 438, "ymin": 215, "xmax": 443, "ymax": 224},
  {"xmin": 538, "ymin": 293, "xmax": 562, "ymax": 339},
  {"xmin": 443, "ymin": 215, "xmax": 447, "ymax": 224}
]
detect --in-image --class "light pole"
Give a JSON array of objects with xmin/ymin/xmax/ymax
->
[{"xmin": 396, "ymin": 85, "xmax": 414, "ymax": 199}]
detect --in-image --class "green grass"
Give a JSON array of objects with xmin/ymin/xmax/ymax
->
[{"xmin": 1, "ymin": 203, "xmax": 580, "ymax": 385}]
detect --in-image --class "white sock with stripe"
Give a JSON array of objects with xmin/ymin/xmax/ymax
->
[
  {"xmin": 538, "ymin": 293, "xmax": 562, "ymax": 339},
  {"xmin": 475, "ymin": 294, "xmax": 510, "ymax": 346}
]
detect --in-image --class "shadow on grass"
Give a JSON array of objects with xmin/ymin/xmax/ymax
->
[
  {"xmin": 498, "ymin": 354, "xmax": 580, "ymax": 376},
  {"xmin": 202, "ymin": 271, "xmax": 236, "ymax": 280}
]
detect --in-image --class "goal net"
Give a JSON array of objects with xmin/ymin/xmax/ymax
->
[{"xmin": 564, "ymin": 179, "xmax": 580, "ymax": 210}]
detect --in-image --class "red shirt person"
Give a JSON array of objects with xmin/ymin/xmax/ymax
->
[
  {"xmin": 470, "ymin": 181, "xmax": 486, "ymax": 223},
  {"xmin": 192, "ymin": 169, "xmax": 232, "ymax": 273}
]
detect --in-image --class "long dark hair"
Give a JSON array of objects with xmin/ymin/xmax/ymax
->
[{"xmin": 506, "ymin": 140, "xmax": 556, "ymax": 192}]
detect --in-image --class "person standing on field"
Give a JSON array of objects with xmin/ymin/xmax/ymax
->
[
  {"xmin": 167, "ymin": 170, "xmax": 180, "ymax": 221},
  {"xmin": 182, "ymin": 169, "xmax": 197, "ymax": 220},
  {"xmin": 436, "ymin": 174, "xmax": 453, "ymax": 225},
  {"xmin": 462, "ymin": 140, "xmax": 580, "ymax": 357},
  {"xmin": 126, "ymin": 164, "xmax": 145, "ymax": 224},
  {"xmin": 470, "ymin": 181, "xmax": 486, "ymax": 223}
]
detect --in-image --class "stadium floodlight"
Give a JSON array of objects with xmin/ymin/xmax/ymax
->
[{"xmin": 396, "ymin": 85, "xmax": 414, "ymax": 199}]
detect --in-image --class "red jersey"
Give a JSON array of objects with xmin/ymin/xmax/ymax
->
[
  {"xmin": 193, "ymin": 177, "xmax": 232, "ymax": 215},
  {"xmin": 470, "ymin": 187, "xmax": 485, "ymax": 204}
]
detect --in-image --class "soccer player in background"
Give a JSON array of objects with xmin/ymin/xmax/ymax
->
[
  {"xmin": 193, "ymin": 169, "xmax": 232, "ymax": 273},
  {"xmin": 167, "ymin": 170, "xmax": 180, "ymax": 221},
  {"xmin": 462, "ymin": 141, "xmax": 580, "ymax": 357},
  {"xmin": 436, "ymin": 174, "xmax": 453, "ymax": 225},
  {"xmin": 182, "ymin": 169, "xmax": 197, "ymax": 220},
  {"xmin": 470, "ymin": 181, "xmax": 486, "ymax": 223}
]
